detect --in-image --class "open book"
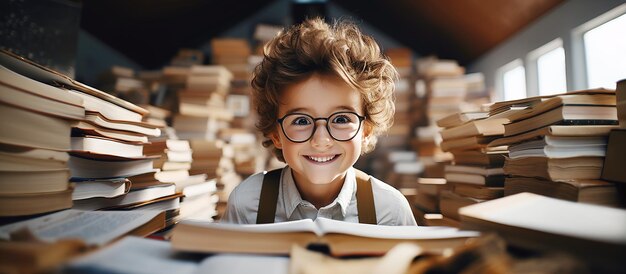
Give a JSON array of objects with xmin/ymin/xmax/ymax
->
[
  {"xmin": 171, "ymin": 218, "xmax": 479, "ymax": 256},
  {"xmin": 0, "ymin": 209, "xmax": 164, "ymax": 246},
  {"xmin": 460, "ymin": 193, "xmax": 626, "ymax": 271}
]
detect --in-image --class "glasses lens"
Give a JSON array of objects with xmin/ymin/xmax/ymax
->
[
  {"xmin": 280, "ymin": 112, "xmax": 363, "ymax": 142},
  {"xmin": 328, "ymin": 112, "xmax": 361, "ymax": 141},
  {"xmin": 282, "ymin": 114, "xmax": 314, "ymax": 142}
]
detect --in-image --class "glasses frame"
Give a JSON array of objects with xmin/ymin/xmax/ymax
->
[{"xmin": 276, "ymin": 111, "xmax": 366, "ymax": 143}]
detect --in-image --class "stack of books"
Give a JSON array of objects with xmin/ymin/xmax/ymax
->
[
  {"xmin": 140, "ymin": 104, "xmax": 171, "ymax": 128},
  {"xmin": 189, "ymin": 139, "xmax": 240, "ymax": 220},
  {"xmin": 210, "ymin": 38, "xmax": 252, "ymax": 82},
  {"xmin": 436, "ymin": 109, "xmax": 509, "ymax": 223},
  {"xmin": 415, "ymin": 56, "xmax": 468, "ymax": 125},
  {"xmin": 412, "ymin": 177, "xmax": 454, "ymax": 227},
  {"xmin": 218, "ymin": 129, "xmax": 262, "ymax": 177},
  {"xmin": 147, "ymin": 139, "xmax": 193, "ymax": 183},
  {"xmin": 488, "ymin": 89, "xmax": 622, "ymax": 207},
  {"xmin": 66, "ymin": 80, "xmax": 175, "ymax": 212},
  {"xmin": 0, "ymin": 61, "xmax": 84, "ymax": 217},
  {"xmin": 177, "ymin": 175, "xmax": 219, "ymax": 222},
  {"xmin": 380, "ymin": 48, "xmax": 414, "ymax": 150},
  {"xmin": 381, "ymin": 151, "xmax": 423, "ymax": 189},
  {"xmin": 145, "ymin": 137, "xmax": 219, "ymax": 223},
  {"xmin": 413, "ymin": 56, "xmax": 480, "ymax": 178},
  {"xmin": 173, "ymin": 65, "xmax": 234, "ymax": 140},
  {"xmin": 601, "ymin": 80, "xmax": 626, "ymax": 184},
  {"xmin": 96, "ymin": 66, "xmax": 148, "ymax": 105}
]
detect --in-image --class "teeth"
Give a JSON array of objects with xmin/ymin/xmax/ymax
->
[{"xmin": 309, "ymin": 155, "xmax": 335, "ymax": 163}]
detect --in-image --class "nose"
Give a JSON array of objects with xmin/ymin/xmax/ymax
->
[{"xmin": 310, "ymin": 120, "xmax": 332, "ymax": 148}]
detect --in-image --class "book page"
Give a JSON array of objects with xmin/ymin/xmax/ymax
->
[
  {"xmin": 65, "ymin": 236, "xmax": 198, "ymax": 274},
  {"xmin": 314, "ymin": 218, "xmax": 479, "ymax": 239},
  {"xmin": 188, "ymin": 218, "xmax": 321, "ymax": 235},
  {"xmin": 460, "ymin": 193, "xmax": 626, "ymax": 244},
  {"xmin": 0, "ymin": 209, "xmax": 161, "ymax": 246},
  {"xmin": 195, "ymin": 253, "xmax": 288, "ymax": 274}
]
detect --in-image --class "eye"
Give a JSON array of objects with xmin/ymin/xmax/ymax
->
[
  {"xmin": 332, "ymin": 114, "xmax": 353, "ymax": 124},
  {"xmin": 291, "ymin": 116, "xmax": 312, "ymax": 126}
]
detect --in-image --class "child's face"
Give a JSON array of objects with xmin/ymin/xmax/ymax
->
[{"xmin": 271, "ymin": 74, "xmax": 367, "ymax": 186}]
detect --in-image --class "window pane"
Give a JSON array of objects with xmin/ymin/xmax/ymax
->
[
  {"xmin": 584, "ymin": 13, "xmax": 626, "ymax": 89},
  {"xmin": 503, "ymin": 66, "xmax": 526, "ymax": 100},
  {"xmin": 537, "ymin": 47, "xmax": 566, "ymax": 95}
]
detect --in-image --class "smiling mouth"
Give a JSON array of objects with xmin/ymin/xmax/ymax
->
[{"xmin": 305, "ymin": 154, "xmax": 340, "ymax": 163}]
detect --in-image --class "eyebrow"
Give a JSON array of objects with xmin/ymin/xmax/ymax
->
[{"xmin": 285, "ymin": 106, "xmax": 357, "ymax": 115}]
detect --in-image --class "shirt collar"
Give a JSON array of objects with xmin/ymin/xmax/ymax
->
[
  {"xmin": 281, "ymin": 166, "xmax": 356, "ymax": 219},
  {"xmin": 282, "ymin": 167, "xmax": 304, "ymax": 218},
  {"xmin": 333, "ymin": 167, "xmax": 356, "ymax": 217}
]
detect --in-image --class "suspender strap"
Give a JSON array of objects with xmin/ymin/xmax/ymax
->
[
  {"xmin": 256, "ymin": 168, "xmax": 377, "ymax": 224},
  {"xmin": 354, "ymin": 169, "xmax": 377, "ymax": 224},
  {"xmin": 256, "ymin": 168, "xmax": 282, "ymax": 224}
]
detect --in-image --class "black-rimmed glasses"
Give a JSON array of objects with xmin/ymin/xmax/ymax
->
[{"xmin": 277, "ymin": 111, "xmax": 366, "ymax": 143}]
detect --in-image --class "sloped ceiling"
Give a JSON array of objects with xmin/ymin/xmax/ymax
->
[{"xmin": 81, "ymin": 0, "xmax": 564, "ymax": 69}]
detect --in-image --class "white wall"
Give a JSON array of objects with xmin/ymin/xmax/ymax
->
[{"xmin": 468, "ymin": 0, "xmax": 625, "ymax": 101}]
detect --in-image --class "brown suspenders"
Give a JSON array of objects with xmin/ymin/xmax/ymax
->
[
  {"xmin": 256, "ymin": 169, "xmax": 282, "ymax": 224},
  {"xmin": 256, "ymin": 168, "xmax": 377, "ymax": 224},
  {"xmin": 354, "ymin": 169, "xmax": 377, "ymax": 224}
]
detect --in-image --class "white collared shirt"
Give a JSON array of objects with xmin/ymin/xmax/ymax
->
[{"xmin": 222, "ymin": 166, "xmax": 417, "ymax": 226}]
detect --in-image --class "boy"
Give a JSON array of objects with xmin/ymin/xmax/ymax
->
[{"xmin": 222, "ymin": 18, "xmax": 417, "ymax": 226}]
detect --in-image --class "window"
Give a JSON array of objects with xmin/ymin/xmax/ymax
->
[
  {"xmin": 498, "ymin": 59, "xmax": 527, "ymax": 101},
  {"xmin": 583, "ymin": 12, "xmax": 626, "ymax": 89},
  {"xmin": 527, "ymin": 39, "xmax": 567, "ymax": 96},
  {"xmin": 537, "ymin": 47, "xmax": 566, "ymax": 95}
]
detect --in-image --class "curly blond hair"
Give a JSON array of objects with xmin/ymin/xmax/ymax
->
[{"xmin": 251, "ymin": 18, "xmax": 397, "ymax": 162}]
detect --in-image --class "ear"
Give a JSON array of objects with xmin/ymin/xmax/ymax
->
[
  {"xmin": 362, "ymin": 122, "xmax": 373, "ymax": 138},
  {"xmin": 361, "ymin": 123, "xmax": 373, "ymax": 146},
  {"xmin": 270, "ymin": 130, "xmax": 282, "ymax": 149}
]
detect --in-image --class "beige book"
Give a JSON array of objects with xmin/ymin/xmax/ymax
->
[
  {"xmin": 453, "ymin": 184, "xmax": 504, "ymax": 200},
  {"xmin": 0, "ymin": 145, "xmax": 68, "ymax": 171},
  {"xmin": 439, "ymin": 190, "xmax": 483, "ymax": 221},
  {"xmin": 439, "ymin": 118, "xmax": 507, "ymax": 140},
  {"xmin": 0, "ymin": 50, "xmax": 148, "ymax": 116},
  {"xmin": 71, "ymin": 136, "xmax": 144, "ymax": 158},
  {"xmin": 73, "ymin": 121, "xmax": 149, "ymax": 144},
  {"xmin": 504, "ymin": 156, "xmax": 604, "ymax": 180},
  {"xmin": 506, "ymin": 93, "xmax": 616, "ymax": 123},
  {"xmin": 451, "ymin": 150, "xmax": 505, "ymax": 167},
  {"xmin": 503, "ymin": 105, "xmax": 617, "ymax": 137},
  {"xmin": 0, "ymin": 187, "xmax": 73, "ymax": 217},
  {"xmin": 488, "ymin": 124, "xmax": 617, "ymax": 147},
  {"xmin": 440, "ymin": 135, "xmax": 498, "ymax": 152},
  {"xmin": 0, "ymin": 76, "xmax": 84, "ymax": 120},
  {"xmin": 84, "ymin": 112, "xmax": 161, "ymax": 137},
  {"xmin": 0, "ymin": 169, "xmax": 69, "ymax": 194},
  {"xmin": 171, "ymin": 217, "xmax": 479, "ymax": 257},
  {"xmin": 503, "ymin": 177, "xmax": 621, "ymax": 207},
  {"xmin": 0, "ymin": 104, "xmax": 73, "ymax": 151},
  {"xmin": 459, "ymin": 193, "xmax": 626, "ymax": 270},
  {"xmin": 488, "ymin": 88, "xmax": 614, "ymax": 116}
]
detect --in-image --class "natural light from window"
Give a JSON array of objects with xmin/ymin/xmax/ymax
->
[
  {"xmin": 537, "ymin": 47, "xmax": 566, "ymax": 95},
  {"xmin": 503, "ymin": 65, "xmax": 526, "ymax": 100},
  {"xmin": 584, "ymin": 13, "xmax": 626, "ymax": 89}
]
